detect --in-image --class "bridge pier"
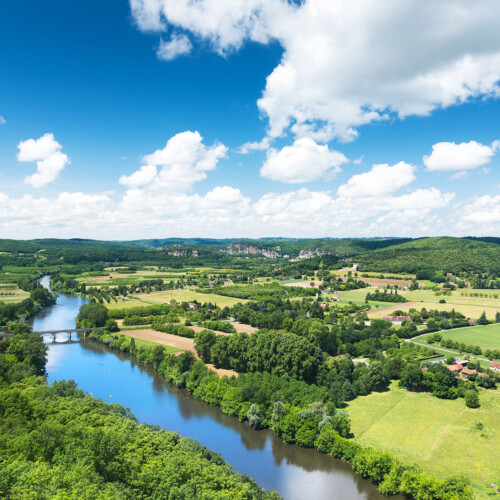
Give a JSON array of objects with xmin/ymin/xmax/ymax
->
[
  {"xmin": 52, "ymin": 333, "xmax": 56, "ymax": 342},
  {"xmin": 68, "ymin": 331, "xmax": 72, "ymax": 341}
]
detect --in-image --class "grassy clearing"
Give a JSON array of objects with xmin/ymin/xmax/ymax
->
[
  {"xmin": 347, "ymin": 382, "xmax": 500, "ymax": 499},
  {"xmin": 414, "ymin": 323, "xmax": 500, "ymax": 352},
  {"xmin": 118, "ymin": 331, "xmax": 181, "ymax": 352},
  {"xmin": 369, "ymin": 301, "xmax": 499, "ymax": 320},
  {"xmin": 105, "ymin": 290, "xmax": 246, "ymax": 309}
]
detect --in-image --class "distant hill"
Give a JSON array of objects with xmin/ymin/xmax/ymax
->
[{"xmin": 357, "ymin": 237, "xmax": 500, "ymax": 274}]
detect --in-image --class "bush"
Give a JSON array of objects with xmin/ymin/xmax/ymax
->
[{"xmin": 465, "ymin": 390, "xmax": 480, "ymax": 408}]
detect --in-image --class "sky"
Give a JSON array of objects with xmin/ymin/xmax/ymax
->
[{"xmin": 0, "ymin": 0, "xmax": 499, "ymax": 240}]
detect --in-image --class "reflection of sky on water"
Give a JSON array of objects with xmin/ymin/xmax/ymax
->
[
  {"xmin": 46, "ymin": 340, "xmax": 392, "ymax": 500},
  {"xmin": 38, "ymin": 279, "xmax": 393, "ymax": 500}
]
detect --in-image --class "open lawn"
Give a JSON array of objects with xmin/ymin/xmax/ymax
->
[
  {"xmin": 414, "ymin": 323, "xmax": 500, "ymax": 353},
  {"xmin": 347, "ymin": 382, "xmax": 500, "ymax": 499},
  {"xmin": 326, "ymin": 289, "xmax": 401, "ymax": 309}
]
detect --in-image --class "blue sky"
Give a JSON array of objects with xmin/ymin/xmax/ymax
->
[{"xmin": 0, "ymin": 0, "xmax": 499, "ymax": 239}]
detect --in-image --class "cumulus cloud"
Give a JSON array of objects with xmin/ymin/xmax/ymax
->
[
  {"xmin": 0, "ymin": 116, "xmax": 6, "ymax": 125},
  {"xmin": 423, "ymin": 140, "xmax": 498, "ymax": 173},
  {"xmin": 120, "ymin": 131, "xmax": 227, "ymax": 191},
  {"xmin": 260, "ymin": 138, "xmax": 348, "ymax": 183},
  {"xmin": 337, "ymin": 162, "xmax": 416, "ymax": 198},
  {"xmin": 157, "ymin": 33, "xmax": 192, "ymax": 60},
  {"xmin": 130, "ymin": 0, "xmax": 500, "ymax": 141},
  {"xmin": 461, "ymin": 195, "xmax": 500, "ymax": 223},
  {"xmin": 17, "ymin": 133, "xmax": 70, "ymax": 188}
]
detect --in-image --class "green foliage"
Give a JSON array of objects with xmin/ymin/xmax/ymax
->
[
  {"xmin": 76, "ymin": 303, "xmax": 109, "ymax": 327},
  {"xmin": 464, "ymin": 390, "xmax": 480, "ymax": 408}
]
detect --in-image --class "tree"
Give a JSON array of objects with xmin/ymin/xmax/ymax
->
[
  {"xmin": 465, "ymin": 390, "xmax": 480, "ymax": 408},
  {"xmin": 76, "ymin": 303, "xmax": 108, "ymax": 328},
  {"xmin": 478, "ymin": 311, "xmax": 489, "ymax": 325},
  {"xmin": 247, "ymin": 404, "xmax": 262, "ymax": 429},
  {"xmin": 399, "ymin": 364, "xmax": 424, "ymax": 392}
]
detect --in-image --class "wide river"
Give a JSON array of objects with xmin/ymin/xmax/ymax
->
[{"xmin": 31, "ymin": 277, "xmax": 390, "ymax": 500}]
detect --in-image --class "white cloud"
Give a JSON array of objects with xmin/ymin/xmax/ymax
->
[
  {"xmin": 157, "ymin": 33, "xmax": 192, "ymax": 60},
  {"xmin": 461, "ymin": 195, "xmax": 500, "ymax": 223},
  {"xmin": 120, "ymin": 131, "xmax": 227, "ymax": 192},
  {"xmin": 120, "ymin": 165, "xmax": 158, "ymax": 187},
  {"xmin": 0, "ymin": 116, "xmax": 6, "ymax": 125},
  {"xmin": 260, "ymin": 138, "xmax": 348, "ymax": 183},
  {"xmin": 423, "ymin": 140, "xmax": 498, "ymax": 172},
  {"xmin": 337, "ymin": 162, "xmax": 416, "ymax": 198},
  {"xmin": 17, "ymin": 133, "xmax": 70, "ymax": 188},
  {"xmin": 131, "ymin": 0, "xmax": 500, "ymax": 141}
]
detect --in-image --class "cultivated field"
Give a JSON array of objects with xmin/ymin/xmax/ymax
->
[
  {"xmin": 414, "ymin": 323, "xmax": 500, "ymax": 352},
  {"xmin": 120, "ymin": 329, "xmax": 192, "ymax": 353},
  {"xmin": 348, "ymin": 382, "xmax": 500, "ymax": 499},
  {"xmin": 368, "ymin": 301, "xmax": 499, "ymax": 321},
  {"xmin": 105, "ymin": 290, "xmax": 246, "ymax": 309}
]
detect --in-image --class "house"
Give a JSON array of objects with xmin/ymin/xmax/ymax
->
[
  {"xmin": 460, "ymin": 369, "xmax": 476, "ymax": 378},
  {"xmin": 352, "ymin": 358, "xmax": 368, "ymax": 367},
  {"xmin": 490, "ymin": 361, "xmax": 500, "ymax": 373},
  {"xmin": 187, "ymin": 302, "xmax": 198, "ymax": 310},
  {"xmin": 383, "ymin": 315, "xmax": 412, "ymax": 326},
  {"xmin": 320, "ymin": 303, "xmax": 328, "ymax": 309},
  {"xmin": 332, "ymin": 294, "xmax": 340, "ymax": 301},
  {"xmin": 447, "ymin": 364, "xmax": 463, "ymax": 373},
  {"xmin": 454, "ymin": 358, "xmax": 470, "ymax": 367}
]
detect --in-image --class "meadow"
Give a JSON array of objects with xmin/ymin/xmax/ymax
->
[
  {"xmin": 105, "ymin": 289, "xmax": 246, "ymax": 309},
  {"xmin": 347, "ymin": 382, "xmax": 500, "ymax": 499},
  {"xmin": 414, "ymin": 323, "xmax": 500, "ymax": 353}
]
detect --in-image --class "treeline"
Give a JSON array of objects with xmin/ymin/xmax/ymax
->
[
  {"xmin": 198, "ymin": 283, "xmax": 318, "ymax": 300},
  {"xmin": 365, "ymin": 291, "xmax": 407, "ymax": 303}
]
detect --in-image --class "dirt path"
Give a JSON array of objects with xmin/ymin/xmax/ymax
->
[
  {"xmin": 232, "ymin": 321, "xmax": 258, "ymax": 334},
  {"xmin": 187, "ymin": 325, "xmax": 232, "ymax": 336},
  {"xmin": 206, "ymin": 364, "xmax": 238, "ymax": 377}
]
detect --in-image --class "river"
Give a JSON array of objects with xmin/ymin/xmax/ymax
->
[{"xmin": 31, "ymin": 277, "xmax": 389, "ymax": 500}]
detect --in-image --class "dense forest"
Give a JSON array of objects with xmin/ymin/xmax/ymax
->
[{"xmin": 0, "ymin": 327, "xmax": 280, "ymax": 499}]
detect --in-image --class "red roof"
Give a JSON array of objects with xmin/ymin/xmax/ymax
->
[
  {"xmin": 490, "ymin": 361, "xmax": 500, "ymax": 370},
  {"xmin": 447, "ymin": 364, "xmax": 463, "ymax": 372}
]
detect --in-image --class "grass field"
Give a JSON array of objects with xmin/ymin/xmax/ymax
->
[
  {"xmin": 347, "ymin": 382, "xmax": 500, "ymax": 498},
  {"xmin": 117, "ymin": 331, "xmax": 181, "ymax": 352},
  {"xmin": 105, "ymin": 290, "xmax": 246, "ymax": 309},
  {"xmin": 326, "ymin": 288, "xmax": 403, "ymax": 309},
  {"xmin": 414, "ymin": 323, "xmax": 500, "ymax": 352},
  {"xmin": 369, "ymin": 301, "xmax": 500, "ymax": 321}
]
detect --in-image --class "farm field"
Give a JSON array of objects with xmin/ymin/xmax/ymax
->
[
  {"xmin": 347, "ymin": 382, "xmax": 500, "ymax": 499},
  {"xmin": 414, "ymin": 323, "xmax": 500, "ymax": 353},
  {"xmin": 368, "ymin": 301, "xmax": 500, "ymax": 320},
  {"xmin": 105, "ymin": 289, "xmax": 246, "ymax": 309},
  {"xmin": 403, "ymin": 288, "xmax": 500, "ymax": 307},
  {"xmin": 326, "ymin": 288, "xmax": 403, "ymax": 309},
  {"xmin": 119, "ymin": 329, "xmax": 189, "ymax": 353}
]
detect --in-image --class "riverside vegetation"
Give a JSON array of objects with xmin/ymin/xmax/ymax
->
[{"xmin": 2, "ymin": 236, "xmax": 500, "ymax": 498}]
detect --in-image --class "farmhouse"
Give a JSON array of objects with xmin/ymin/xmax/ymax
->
[
  {"xmin": 447, "ymin": 364, "xmax": 463, "ymax": 373},
  {"xmin": 332, "ymin": 294, "xmax": 340, "ymax": 301},
  {"xmin": 383, "ymin": 315, "xmax": 412, "ymax": 326},
  {"xmin": 187, "ymin": 302, "xmax": 198, "ymax": 309},
  {"xmin": 490, "ymin": 361, "xmax": 500, "ymax": 373}
]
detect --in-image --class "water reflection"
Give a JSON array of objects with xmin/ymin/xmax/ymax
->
[{"xmin": 32, "ymin": 277, "xmax": 395, "ymax": 500}]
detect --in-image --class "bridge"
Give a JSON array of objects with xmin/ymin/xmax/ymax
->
[
  {"xmin": 2, "ymin": 327, "xmax": 104, "ymax": 342},
  {"xmin": 37, "ymin": 328, "xmax": 95, "ymax": 342}
]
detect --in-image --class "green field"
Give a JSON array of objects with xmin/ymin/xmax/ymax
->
[
  {"xmin": 105, "ymin": 289, "xmax": 247, "ymax": 309},
  {"xmin": 117, "ymin": 332, "xmax": 181, "ymax": 352},
  {"xmin": 414, "ymin": 323, "xmax": 500, "ymax": 353},
  {"xmin": 348, "ymin": 382, "xmax": 500, "ymax": 499}
]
